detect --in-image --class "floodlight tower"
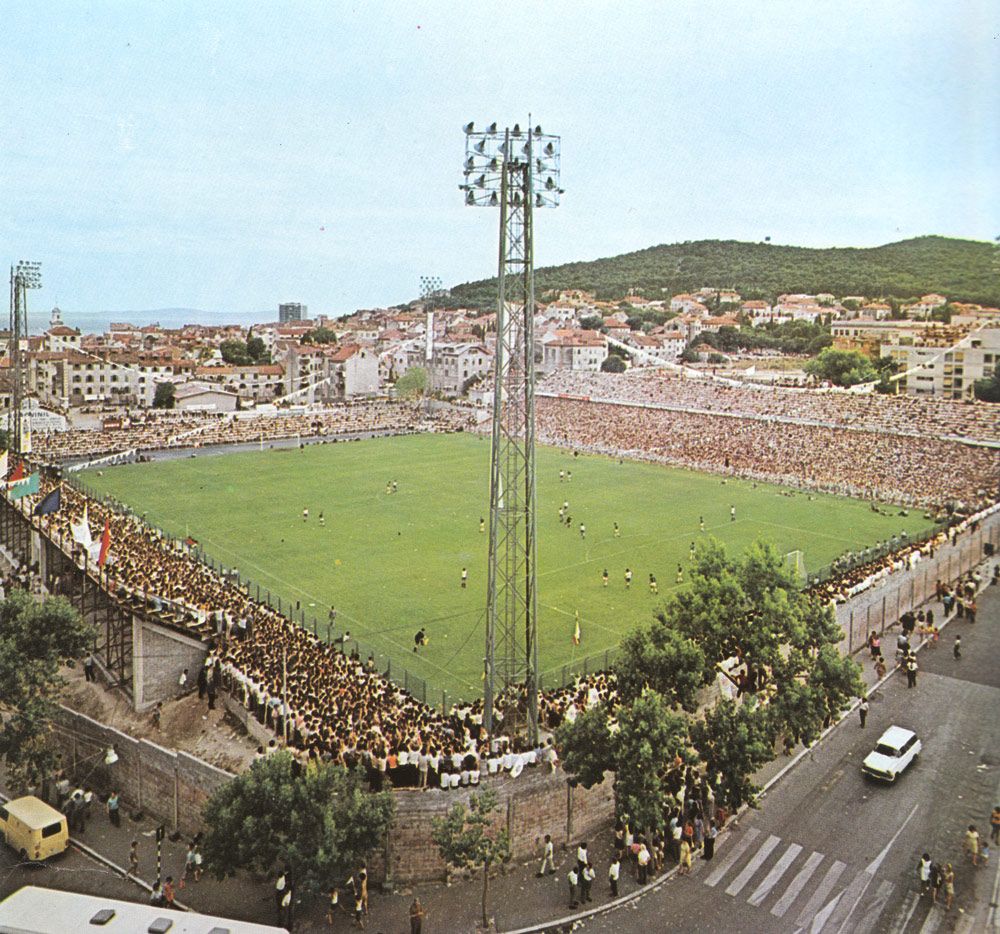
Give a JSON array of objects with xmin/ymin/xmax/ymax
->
[
  {"xmin": 419, "ymin": 276, "xmax": 443, "ymax": 407},
  {"xmin": 460, "ymin": 121, "xmax": 563, "ymax": 744},
  {"xmin": 8, "ymin": 261, "xmax": 42, "ymax": 455}
]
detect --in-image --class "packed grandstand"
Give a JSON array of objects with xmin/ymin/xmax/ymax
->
[{"xmin": 13, "ymin": 383, "xmax": 999, "ymax": 786}]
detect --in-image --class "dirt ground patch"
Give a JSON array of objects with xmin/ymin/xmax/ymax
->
[{"xmin": 60, "ymin": 664, "xmax": 257, "ymax": 774}]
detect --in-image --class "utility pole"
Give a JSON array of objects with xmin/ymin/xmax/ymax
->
[
  {"xmin": 460, "ymin": 121, "xmax": 563, "ymax": 744},
  {"xmin": 8, "ymin": 261, "xmax": 42, "ymax": 456}
]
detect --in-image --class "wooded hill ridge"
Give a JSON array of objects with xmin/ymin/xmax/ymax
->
[{"xmin": 445, "ymin": 235, "xmax": 999, "ymax": 309}]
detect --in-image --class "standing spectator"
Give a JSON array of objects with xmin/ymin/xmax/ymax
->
[
  {"xmin": 567, "ymin": 865, "xmax": 579, "ymax": 908},
  {"xmin": 990, "ymin": 805, "xmax": 1000, "ymax": 845},
  {"xmin": 581, "ymin": 862, "xmax": 595, "ymax": 903},
  {"xmin": 84, "ymin": 653, "xmax": 96, "ymax": 682},
  {"xmin": 197, "ymin": 665, "xmax": 208, "ymax": 700},
  {"xmin": 918, "ymin": 853, "xmax": 932, "ymax": 895},
  {"xmin": 678, "ymin": 839, "xmax": 693, "ymax": 876},
  {"xmin": 859, "ymin": 696, "xmax": 869, "ymax": 728},
  {"xmin": 576, "ymin": 840, "xmax": 589, "ymax": 873},
  {"xmin": 409, "ymin": 897, "xmax": 426, "ymax": 934},
  {"xmin": 905, "ymin": 655, "xmax": 918, "ymax": 688},
  {"xmin": 107, "ymin": 790, "xmax": 120, "ymax": 827},
  {"xmin": 703, "ymin": 820, "xmax": 717, "ymax": 861},
  {"xmin": 178, "ymin": 668, "xmax": 188, "ymax": 691},
  {"xmin": 637, "ymin": 842, "xmax": 651, "ymax": 884},
  {"xmin": 162, "ymin": 877, "xmax": 176, "ymax": 908},
  {"xmin": 608, "ymin": 854, "xmax": 620, "ymax": 897},
  {"xmin": 128, "ymin": 840, "xmax": 139, "ymax": 877},
  {"xmin": 953, "ymin": 635, "xmax": 962, "ymax": 659},
  {"xmin": 274, "ymin": 868, "xmax": 288, "ymax": 916},
  {"xmin": 965, "ymin": 825, "xmax": 980, "ymax": 866},
  {"xmin": 325, "ymin": 887, "xmax": 339, "ymax": 926},
  {"xmin": 942, "ymin": 863, "xmax": 955, "ymax": 910}
]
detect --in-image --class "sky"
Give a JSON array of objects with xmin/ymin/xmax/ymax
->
[{"xmin": 1, "ymin": 1, "xmax": 998, "ymax": 322}]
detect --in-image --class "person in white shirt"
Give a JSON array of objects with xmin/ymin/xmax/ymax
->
[
  {"xmin": 608, "ymin": 856, "xmax": 620, "ymax": 897},
  {"xmin": 576, "ymin": 841, "xmax": 589, "ymax": 872},
  {"xmin": 537, "ymin": 834, "xmax": 555, "ymax": 876}
]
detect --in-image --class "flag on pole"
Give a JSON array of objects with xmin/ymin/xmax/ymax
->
[
  {"xmin": 7, "ymin": 461, "xmax": 25, "ymax": 485},
  {"xmin": 97, "ymin": 518, "xmax": 111, "ymax": 567},
  {"xmin": 71, "ymin": 504, "xmax": 93, "ymax": 548},
  {"xmin": 9, "ymin": 472, "xmax": 40, "ymax": 500},
  {"xmin": 572, "ymin": 611, "xmax": 581, "ymax": 645},
  {"xmin": 33, "ymin": 486, "xmax": 61, "ymax": 516}
]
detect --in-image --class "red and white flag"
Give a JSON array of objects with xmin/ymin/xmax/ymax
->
[{"xmin": 97, "ymin": 518, "xmax": 111, "ymax": 567}]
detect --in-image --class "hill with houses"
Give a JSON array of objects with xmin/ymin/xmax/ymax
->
[{"xmin": 446, "ymin": 235, "xmax": 999, "ymax": 309}]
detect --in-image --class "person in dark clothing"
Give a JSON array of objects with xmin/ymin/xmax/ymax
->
[{"xmin": 197, "ymin": 665, "xmax": 208, "ymax": 699}]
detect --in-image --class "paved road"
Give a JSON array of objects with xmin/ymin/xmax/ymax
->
[
  {"xmin": 0, "ymin": 840, "xmax": 148, "ymax": 905},
  {"xmin": 580, "ymin": 580, "xmax": 1000, "ymax": 934}
]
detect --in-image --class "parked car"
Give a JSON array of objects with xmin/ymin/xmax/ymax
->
[{"xmin": 861, "ymin": 726, "xmax": 921, "ymax": 782}]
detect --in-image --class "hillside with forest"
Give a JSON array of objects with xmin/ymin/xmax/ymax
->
[{"xmin": 445, "ymin": 236, "xmax": 999, "ymax": 309}]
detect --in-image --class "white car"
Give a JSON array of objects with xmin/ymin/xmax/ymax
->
[{"xmin": 861, "ymin": 726, "xmax": 921, "ymax": 782}]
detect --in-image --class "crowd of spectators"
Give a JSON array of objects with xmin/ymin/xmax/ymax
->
[
  {"xmin": 31, "ymin": 401, "xmax": 474, "ymax": 463},
  {"xmin": 540, "ymin": 370, "xmax": 999, "ymax": 444},
  {"xmin": 534, "ymin": 396, "xmax": 997, "ymax": 510}
]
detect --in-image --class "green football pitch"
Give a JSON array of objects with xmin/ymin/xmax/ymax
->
[{"xmin": 80, "ymin": 433, "xmax": 931, "ymax": 701}]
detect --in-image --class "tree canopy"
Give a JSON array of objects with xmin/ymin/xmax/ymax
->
[
  {"xmin": 220, "ymin": 337, "xmax": 271, "ymax": 366},
  {"xmin": 152, "ymin": 381, "xmax": 176, "ymax": 409},
  {"xmin": 200, "ymin": 754, "xmax": 395, "ymax": 895},
  {"xmin": 0, "ymin": 591, "xmax": 94, "ymax": 792},
  {"xmin": 394, "ymin": 367, "xmax": 428, "ymax": 398},
  {"xmin": 973, "ymin": 365, "xmax": 1000, "ymax": 402},
  {"xmin": 805, "ymin": 348, "xmax": 878, "ymax": 386},
  {"xmin": 432, "ymin": 789, "xmax": 510, "ymax": 928},
  {"xmin": 557, "ymin": 538, "xmax": 862, "ymax": 815}
]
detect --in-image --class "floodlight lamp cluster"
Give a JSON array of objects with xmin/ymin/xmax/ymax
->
[
  {"xmin": 14, "ymin": 260, "xmax": 42, "ymax": 289},
  {"xmin": 460, "ymin": 121, "xmax": 563, "ymax": 208}
]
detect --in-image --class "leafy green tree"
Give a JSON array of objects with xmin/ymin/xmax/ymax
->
[
  {"xmin": 973, "ymin": 365, "xmax": 1000, "ymax": 402},
  {"xmin": 601, "ymin": 355, "xmax": 626, "ymax": 373},
  {"xmin": 0, "ymin": 592, "xmax": 94, "ymax": 792},
  {"xmin": 201, "ymin": 754, "xmax": 394, "ymax": 895},
  {"xmin": 615, "ymin": 625, "xmax": 705, "ymax": 712},
  {"xmin": 394, "ymin": 367, "xmax": 428, "ymax": 398},
  {"xmin": 432, "ymin": 789, "xmax": 510, "ymax": 929},
  {"xmin": 220, "ymin": 339, "xmax": 253, "ymax": 365},
  {"xmin": 557, "ymin": 691, "xmax": 689, "ymax": 834},
  {"xmin": 805, "ymin": 348, "xmax": 877, "ymax": 387},
  {"xmin": 690, "ymin": 699, "xmax": 773, "ymax": 810},
  {"xmin": 246, "ymin": 335, "xmax": 270, "ymax": 362},
  {"xmin": 301, "ymin": 327, "xmax": 337, "ymax": 345},
  {"xmin": 152, "ymin": 381, "xmax": 176, "ymax": 409},
  {"xmin": 679, "ymin": 344, "xmax": 700, "ymax": 363},
  {"xmin": 553, "ymin": 704, "xmax": 613, "ymax": 789},
  {"xmin": 579, "ymin": 315, "xmax": 604, "ymax": 330},
  {"xmin": 612, "ymin": 691, "xmax": 690, "ymax": 833}
]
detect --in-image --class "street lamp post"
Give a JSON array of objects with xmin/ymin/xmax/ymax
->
[{"xmin": 460, "ymin": 121, "xmax": 562, "ymax": 744}]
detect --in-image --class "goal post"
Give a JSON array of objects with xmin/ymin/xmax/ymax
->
[{"xmin": 783, "ymin": 549, "xmax": 807, "ymax": 585}]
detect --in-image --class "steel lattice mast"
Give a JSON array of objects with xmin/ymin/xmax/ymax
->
[
  {"xmin": 8, "ymin": 261, "xmax": 42, "ymax": 456},
  {"xmin": 461, "ymin": 121, "xmax": 563, "ymax": 744}
]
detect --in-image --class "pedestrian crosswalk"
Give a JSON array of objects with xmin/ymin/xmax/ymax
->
[{"xmin": 697, "ymin": 827, "xmax": 894, "ymax": 932}]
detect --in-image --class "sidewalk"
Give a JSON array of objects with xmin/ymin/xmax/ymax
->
[{"xmin": 9, "ymin": 558, "xmax": 996, "ymax": 933}]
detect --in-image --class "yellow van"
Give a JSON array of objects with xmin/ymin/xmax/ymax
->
[{"xmin": 0, "ymin": 796, "xmax": 70, "ymax": 861}]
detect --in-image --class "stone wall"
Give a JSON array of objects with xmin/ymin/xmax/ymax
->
[
  {"xmin": 52, "ymin": 706, "xmax": 232, "ymax": 838},
  {"xmin": 50, "ymin": 703, "xmax": 614, "ymax": 884},
  {"xmin": 132, "ymin": 619, "xmax": 209, "ymax": 711}
]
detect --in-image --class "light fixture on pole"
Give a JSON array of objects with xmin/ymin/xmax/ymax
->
[{"xmin": 460, "ymin": 120, "xmax": 562, "ymax": 745}]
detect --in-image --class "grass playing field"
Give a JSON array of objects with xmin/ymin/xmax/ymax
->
[{"xmin": 80, "ymin": 432, "xmax": 931, "ymax": 701}]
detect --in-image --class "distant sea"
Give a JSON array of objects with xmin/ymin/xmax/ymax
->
[{"xmin": 25, "ymin": 308, "xmax": 278, "ymax": 335}]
